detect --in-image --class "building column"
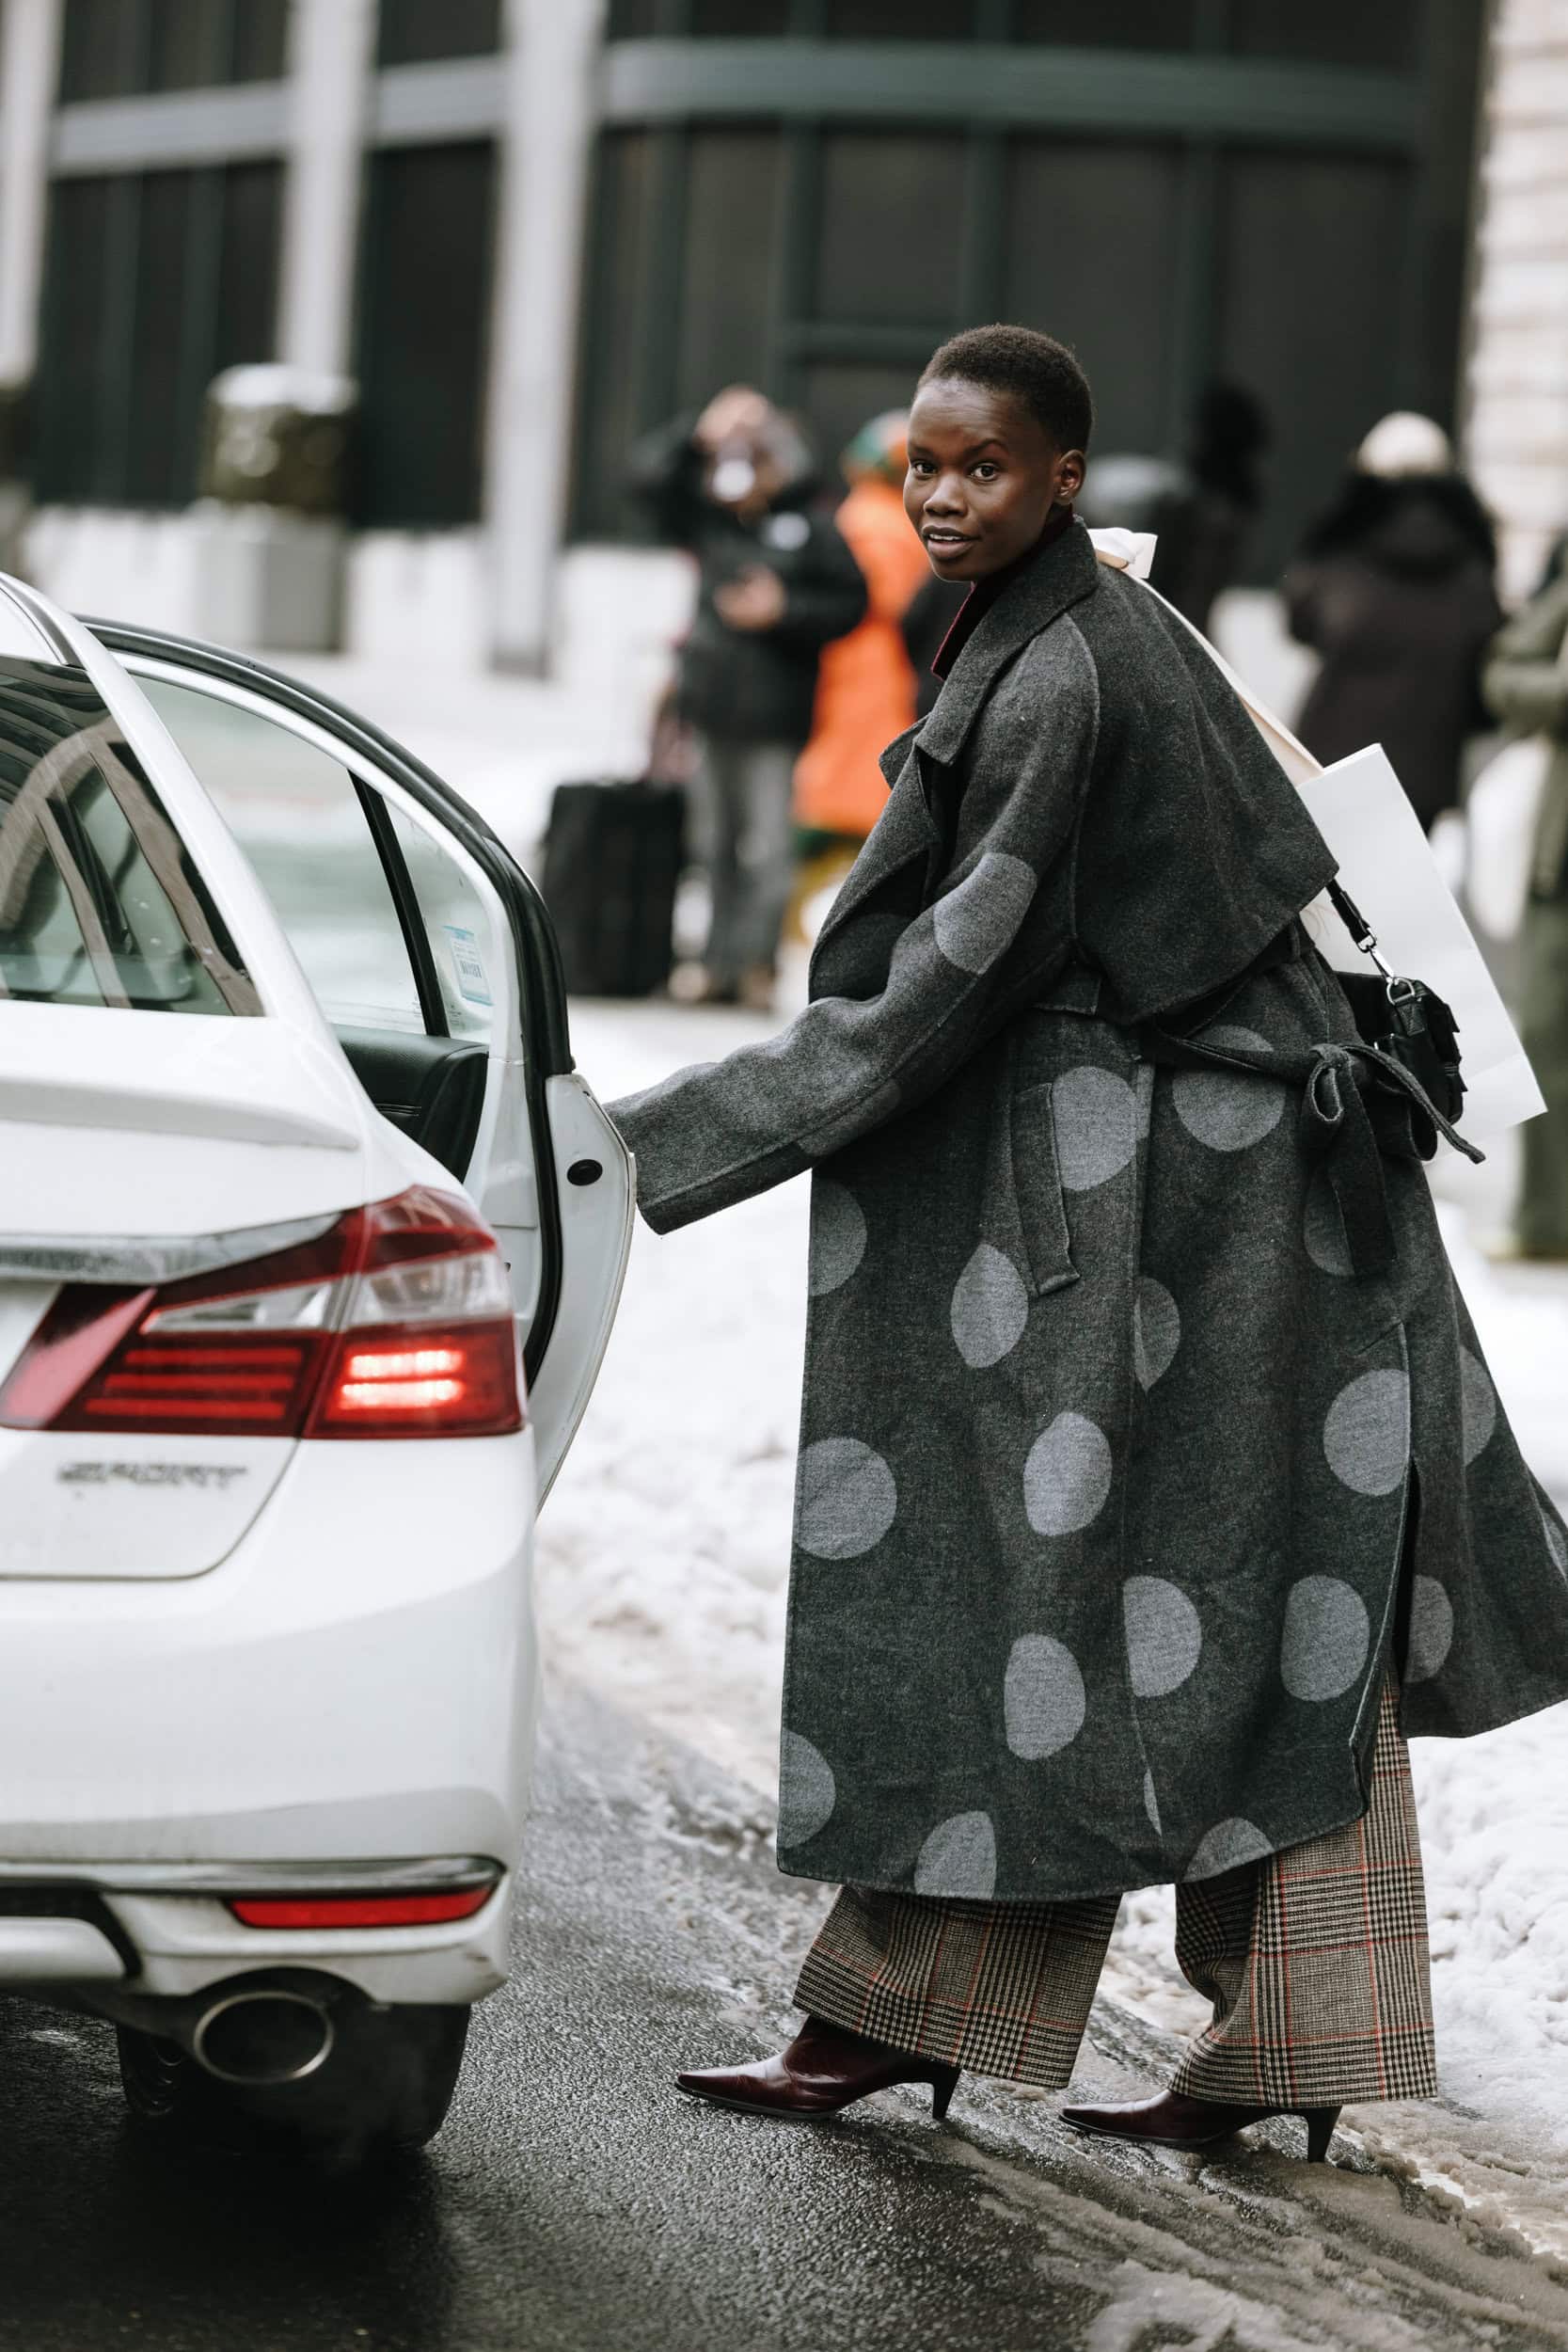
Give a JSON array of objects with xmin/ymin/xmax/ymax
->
[
  {"xmin": 277, "ymin": 0, "xmax": 377, "ymax": 381},
  {"xmin": 1464, "ymin": 0, "xmax": 1568, "ymax": 602},
  {"xmin": 487, "ymin": 0, "xmax": 606, "ymax": 673},
  {"xmin": 0, "ymin": 0, "xmax": 63, "ymax": 387}
]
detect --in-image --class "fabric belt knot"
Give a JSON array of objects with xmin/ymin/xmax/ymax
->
[
  {"xmin": 1143, "ymin": 1025, "xmax": 1479, "ymax": 1285},
  {"xmin": 1299, "ymin": 1041, "xmax": 1355, "ymax": 1146},
  {"xmin": 1296, "ymin": 1041, "xmax": 1396, "ymax": 1279}
]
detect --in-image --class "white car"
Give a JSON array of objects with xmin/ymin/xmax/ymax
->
[{"xmin": 0, "ymin": 571, "xmax": 634, "ymax": 2156}]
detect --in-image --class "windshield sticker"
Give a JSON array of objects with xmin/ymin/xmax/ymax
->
[{"xmin": 443, "ymin": 925, "xmax": 493, "ymax": 1008}]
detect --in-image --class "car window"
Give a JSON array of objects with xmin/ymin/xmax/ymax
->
[
  {"xmin": 0, "ymin": 658, "xmax": 257, "ymax": 1013},
  {"xmin": 141, "ymin": 675, "xmax": 424, "ymax": 1035},
  {"xmin": 387, "ymin": 801, "xmax": 499, "ymax": 1044}
]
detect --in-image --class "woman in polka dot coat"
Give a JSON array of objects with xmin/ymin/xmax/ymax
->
[{"xmin": 610, "ymin": 327, "xmax": 1568, "ymax": 2161}]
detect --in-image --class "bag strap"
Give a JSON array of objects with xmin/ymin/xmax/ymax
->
[{"xmin": 1323, "ymin": 878, "xmax": 1412, "ymax": 996}]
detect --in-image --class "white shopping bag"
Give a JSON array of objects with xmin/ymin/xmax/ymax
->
[{"xmin": 1088, "ymin": 534, "xmax": 1543, "ymax": 1142}]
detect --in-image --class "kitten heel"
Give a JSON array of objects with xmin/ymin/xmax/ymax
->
[{"xmin": 1302, "ymin": 2106, "xmax": 1341, "ymax": 2164}]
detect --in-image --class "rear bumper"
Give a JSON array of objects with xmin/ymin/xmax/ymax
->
[
  {"xmin": 0, "ymin": 1857, "xmax": 515, "ymax": 2003},
  {"xmin": 0, "ymin": 1431, "xmax": 538, "ymax": 2000}
]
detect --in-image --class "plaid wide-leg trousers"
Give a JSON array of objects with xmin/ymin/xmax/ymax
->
[{"xmin": 795, "ymin": 1679, "xmax": 1436, "ymax": 2107}]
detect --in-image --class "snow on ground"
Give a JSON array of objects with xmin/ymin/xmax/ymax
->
[{"xmin": 544, "ymin": 989, "xmax": 1568, "ymax": 2250}]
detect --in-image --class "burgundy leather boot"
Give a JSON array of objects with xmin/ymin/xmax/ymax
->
[
  {"xmin": 676, "ymin": 2015, "xmax": 959, "ymax": 2123},
  {"xmin": 1060, "ymin": 2089, "xmax": 1341, "ymax": 2164}
]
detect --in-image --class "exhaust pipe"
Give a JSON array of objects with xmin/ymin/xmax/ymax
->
[{"xmin": 191, "ymin": 1987, "xmax": 336, "ymax": 2087}]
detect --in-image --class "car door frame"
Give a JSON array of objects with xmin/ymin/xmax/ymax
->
[{"xmin": 84, "ymin": 620, "xmax": 600, "ymax": 1420}]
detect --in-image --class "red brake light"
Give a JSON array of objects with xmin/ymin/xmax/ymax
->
[
  {"xmin": 313, "ymin": 1324, "xmax": 520, "ymax": 1436},
  {"xmin": 228, "ymin": 1884, "xmax": 496, "ymax": 1930},
  {"xmin": 0, "ymin": 1187, "xmax": 523, "ymax": 1440}
]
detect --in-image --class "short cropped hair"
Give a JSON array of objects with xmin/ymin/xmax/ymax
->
[{"xmin": 918, "ymin": 326, "xmax": 1094, "ymax": 453}]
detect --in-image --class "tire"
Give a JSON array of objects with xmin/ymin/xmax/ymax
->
[{"xmin": 117, "ymin": 2000, "xmax": 470, "ymax": 2161}]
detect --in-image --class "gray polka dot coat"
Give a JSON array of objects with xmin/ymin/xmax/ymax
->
[{"xmin": 610, "ymin": 523, "xmax": 1568, "ymax": 1905}]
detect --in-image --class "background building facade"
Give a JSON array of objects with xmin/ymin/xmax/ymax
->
[
  {"xmin": 0, "ymin": 0, "xmax": 1553, "ymax": 672},
  {"xmin": 1465, "ymin": 0, "xmax": 1568, "ymax": 601}
]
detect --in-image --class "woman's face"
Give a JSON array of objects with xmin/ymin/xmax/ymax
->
[{"xmin": 905, "ymin": 378, "xmax": 1085, "ymax": 581}]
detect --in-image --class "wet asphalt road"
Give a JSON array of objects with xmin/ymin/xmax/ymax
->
[{"xmin": 2, "ymin": 1688, "xmax": 1567, "ymax": 2352}]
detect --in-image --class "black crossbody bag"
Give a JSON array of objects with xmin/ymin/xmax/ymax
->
[{"xmin": 1326, "ymin": 878, "xmax": 1466, "ymax": 1148}]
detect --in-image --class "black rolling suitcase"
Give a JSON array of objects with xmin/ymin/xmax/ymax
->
[{"xmin": 541, "ymin": 777, "xmax": 687, "ymax": 997}]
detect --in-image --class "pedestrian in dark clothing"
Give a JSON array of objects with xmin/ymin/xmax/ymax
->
[
  {"xmin": 1077, "ymin": 385, "xmax": 1269, "ymax": 637},
  {"xmin": 631, "ymin": 389, "xmax": 866, "ymax": 1009},
  {"xmin": 1284, "ymin": 413, "xmax": 1501, "ymax": 832},
  {"xmin": 610, "ymin": 327, "xmax": 1568, "ymax": 2163},
  {"xmin": 1482, "ymin": 567, "xmax": 1568, "ymax": 1258}
]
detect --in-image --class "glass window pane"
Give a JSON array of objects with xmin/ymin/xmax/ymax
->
[
  {"xmin": 0, "ymin": 660, "xmax": 256, "ymax": 1015},
  {"xmin": 675, "ymin": 131, "xmax": 783, "ymax": 413},
  {"xmin": 35, "ymin": 163, "xmax": 280, "ymax": 512},
  {"xmin": 230, "ymin": 0, "xmax": 288, "ymax": 81},
  {"xmin": 356, "ymin": 144, "xmax": 497, "ymax": 528},
  {"xmin": 1002, "ymin": 140, "xmax": 1184, "ymax": 460},
  {"xmin": 124, "ymin": 171, "xmax": 195, "ymax": 506},
  {"xmin": 141, "ymin": 678, "xmax": 425, "ymax": 1034},
  {"xmin": 822, "ymin": 0, "xmax": 978, "ymax": 33},
  {"xmin": 691, "ymin": 1, "xmax": 790, "ymax": 29},
  {"xmin": 376, "ymin": 0, "xmax": 501, "ymax": 66},
  {"xmin": 58, "ymin": 0, "xmax": 147, "ymax": 100},
  {"xmin": 1228, "ymin": 1, "xmax": 1418, "ymax": 70},
  {"xmin": 214, "ymin": 161, "xmax": 283, "ymax": 378},
  {"xmin": 387, "ymin": 805, "xmax": 499, "ymax": 1043},
  {"xmin": 35, "ymin": 179, "xmax": 118, "ymax": 503},
  {"xmin": 572, "ymin": 132, "xmax": 659, "ymax": 539},
  {"xmin": 147, "ymin": 0, "xmax": 230, "ymax": 91},
  {"xmin": 1214, "ymin": 150, "xmax": 1409, "ymax": 580},
  {"xmin": 815, "ymin": 134, "xmax": 965, "ymax": 328},
  {"xmin": 1011, "ymin": 0, "xmax": 1198, "ymax": 45},
  {"xmin": 61, "ymin": 1, "xmax": 286, "ymax": 95}
]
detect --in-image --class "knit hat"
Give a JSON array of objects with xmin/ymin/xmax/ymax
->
[{"xmin": 842, "ymin": 410, "xmax": 910, "ymax": 487}]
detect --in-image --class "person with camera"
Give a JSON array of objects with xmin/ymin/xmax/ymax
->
[{"xmin": 632, "ymin": 389, "xmax": 866, "ymax": 1011}]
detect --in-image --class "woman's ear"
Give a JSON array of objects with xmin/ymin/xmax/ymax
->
[{"xmin": 1053, "ymin": 448, "xmax": 1087, "ymax": 505}]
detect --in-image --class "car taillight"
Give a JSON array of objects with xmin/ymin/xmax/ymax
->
[
  {"xmin": 228, "ymin": 1884, "xmax": 497, "ymax": 1930},
  {"xmin": 0, "ymin": 1187, "xmax": 523, "ymax": 1440}
]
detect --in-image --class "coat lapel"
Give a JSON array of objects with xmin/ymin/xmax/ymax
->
[
  {"xmin": 812, "ymin": 526, "xmax": 1102, "ymax": 963},
  {"xmin": 811, "ymin": 736, "xmax": 940, "ymax": 959},
  {"xmin": 915, "ymin": 523, "xmax": 1101, "ymax": 771}
]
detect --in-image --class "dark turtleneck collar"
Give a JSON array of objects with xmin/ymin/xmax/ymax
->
[{"xmin": 930, "ymin": 504, "xmax": 1078, "ymax": 683}]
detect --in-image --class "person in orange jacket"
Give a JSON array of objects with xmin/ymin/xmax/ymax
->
[{"xmin": 794, "ymin": 413, "xmax": 930, "ymax": 851}]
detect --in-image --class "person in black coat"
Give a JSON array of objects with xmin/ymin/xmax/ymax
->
[
  {"xmin": 631, "ymin": 390, "xmax": 866, "ymax": 1009},
  {"xmin": 1283, "ymin": 415, "xmax": 1501, "ymax": 833}
]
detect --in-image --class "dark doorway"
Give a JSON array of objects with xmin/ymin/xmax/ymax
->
[{"xmin": 35, "ymin": 163, "xmax": 281, "ymax": 507}]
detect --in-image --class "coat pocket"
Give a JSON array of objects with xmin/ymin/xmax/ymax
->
[{"xmin": 1008, "ymin": 1079, "xmax": 1078, "ymax": 1297}]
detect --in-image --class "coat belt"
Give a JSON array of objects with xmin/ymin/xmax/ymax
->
[{"xmin": 1140, "ymin": 1028, "xmax": 1481, "ymax": 1280}]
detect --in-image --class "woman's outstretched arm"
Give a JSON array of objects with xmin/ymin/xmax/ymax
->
[{"xmin": 610, "ymin": 624, "xmax": 1100, "ymax": 1232}]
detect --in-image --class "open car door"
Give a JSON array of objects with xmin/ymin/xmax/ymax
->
[{"xmin": 86, "ymin": 622, "xmax": 633, "ymax": 1499}]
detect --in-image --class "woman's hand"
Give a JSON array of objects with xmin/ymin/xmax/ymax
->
[{"xmin": 694, "ymin": 387, "xmax": 772, "ymax": 453}]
